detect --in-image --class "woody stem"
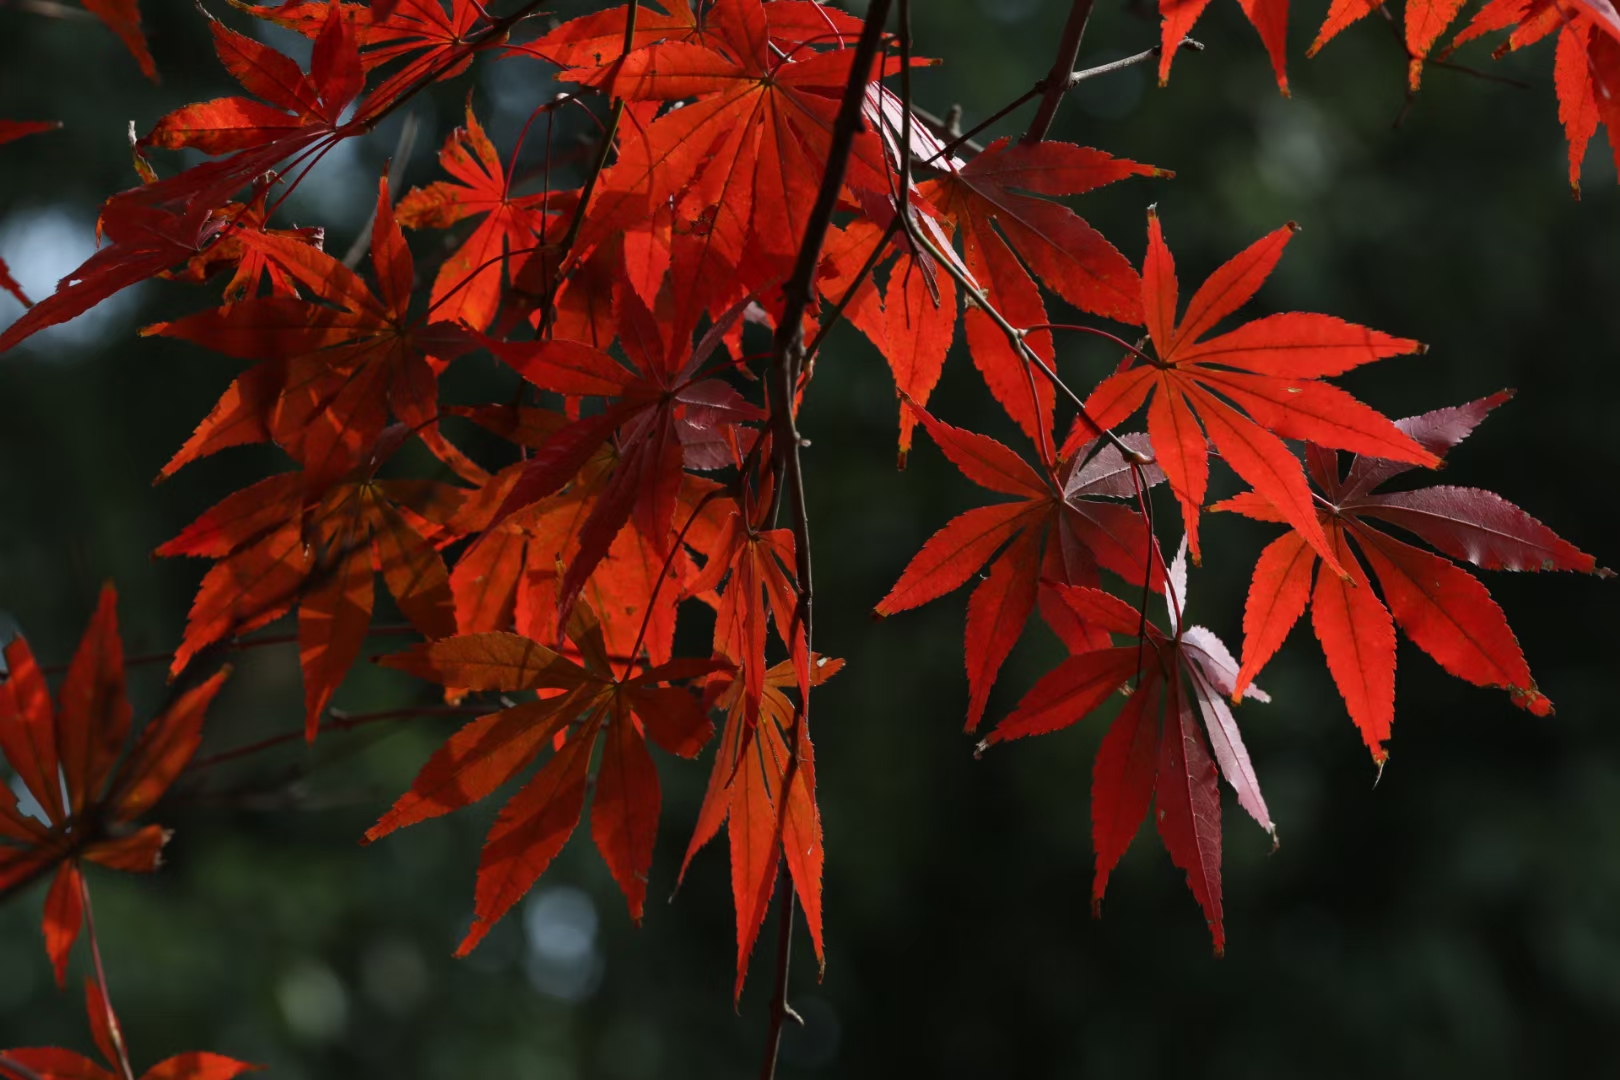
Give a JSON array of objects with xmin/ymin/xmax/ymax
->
[
  {"xmin": 758, "ymin": 1, "xmax": 895, "ymax": 1076},
  {"xmin": 1023, "ymin": 0, "xmax": 1095, "ymax": 143}
]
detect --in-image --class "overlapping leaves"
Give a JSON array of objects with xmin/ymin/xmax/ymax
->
[{"xmin": 0, "ymin": 0, "xmax": 1603, "ymax": 1001}]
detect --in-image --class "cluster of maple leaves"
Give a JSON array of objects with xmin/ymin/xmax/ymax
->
[{"xmin": 0, "ymin": 0, "xmax": 1612, "ymax": 1068}]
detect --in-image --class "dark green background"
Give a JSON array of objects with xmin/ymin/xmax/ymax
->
[{"xmin": 1, "ymin": 0, "xmax": 1617, "ymax": 1076}]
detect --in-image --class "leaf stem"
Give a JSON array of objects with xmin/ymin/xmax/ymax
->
[
  {"xmin": 1028, "ymin": 321, "xmax": 1158, "ymax": 366},
  {"xmin": 79, "ymin": 876, "xmax": 136, "ymax": 1080}
]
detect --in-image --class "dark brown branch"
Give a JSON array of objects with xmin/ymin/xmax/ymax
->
[
  {"xmin": 758, "ymin": 3, "xmax": 894, "ymax": 1077},
  {"xmin": 1023, "ymin": 0, "xmax": 1096, "ymax": 144}
]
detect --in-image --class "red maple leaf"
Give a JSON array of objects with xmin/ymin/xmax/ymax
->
[
  {"xmin": 444, "ymin": 417, "xmax": 714, "ymax": 668},
  {"xmin": 486, "ymin": 292, "xmax": 762, "ymax": 622},
  {"xmin": 680, "ymin": 483, "xmax": 806, "ymax": 731},
  {"xmin": 918, "ymin": 138, "xmax": 1161, "ymax": 447},
  {"xmin": 140, "ymin": 8, "xmax": 363, "ymax": 157},
  {"xmin": 1214, "ymin": 392, "xmax": 1609, "ymax": 762},
  {"xmin": 144, "ymin": 177, "xmax": 482, "ymax": 484},
  {"xmin": 159, "ymin": 188, "xmax": 326, "ymax": 306},
  {"xmin": 80, "ymin": 0, "xmax": 157, "ymax": 82},
  {"xmin": 1157, "ymin": 0, "xmax": 1291, "ymax": 92},
  {"xmin": 373, "ymin": 601, "xmax": 721, "ymax": 952},
  {"xmin": 0, "ymin": 179, "xmax": 238, "ymax": 357},
  {"xmin": 519, "ymin": 0, "xmax": 867, "ymax": 82},
  {"xmin": 680, "ymin": 656, "xmax": 832, "ymax": 998},
  {"xmin": 1441, "ymin": 0, "xmax": 1620, "ymax": 193},
  {"xmin": 981, "ymin": 542, "xmax": 1274, "ymax": 954},
  {"xmin": 817, "ymin": 202, "xmax": 959, "ymax": 462},
  {"xmin": 875, "ymin": 402, "xmax": 1164, "ymax": 731},
  {"xmin": 0, "ymin": 585, "xmax": 229, "ymax": 985},
  {"xmin": 556, "ymin": 0, "xmax": 907, "ymax": 318},
  {"xmin": 0, "ymin": 121, "xmax": 60, "ymax": 309},
  {"xmin": 0, "ymin": 12, "xmax": 368, "ymax": 357},
  {"xmin": 396, "ymin": 99, "xmax": 568, "ymax": 332},
  {"xmin": 1082, "ymin": 207, "xmax": 1437, "ymax": 567},
  {"xmin": 157, "ymin": 443, "xmax": 460, "ymax": 741},
  {"xmin": 241, "ymin": 0, "xmax": 505, "ymax": 118}
]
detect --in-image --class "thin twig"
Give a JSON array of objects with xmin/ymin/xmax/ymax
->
[
  {"xmin": 0, "ymin": 0, "xmax": 94, "ymax": 18},
  {"xmin": 1071, "ymin": 40, "xmax": 1200, "ymax": 86},
  {"xmin": 184, "ymin": 704, "xmax": 485, "ymax": 774},
  {"xmin": 1024, "ymin": 0, "xmax": 1096, "ymax": 143},
  {"xmin": 927, "ymin": 39, "xmax": 1200, "ymax": 166},
  {"xmin": 40, "ymin": 625, "xmax": 419, "ymax": 677},
  {"xmin": 342, "ymin": 112, "xmax": 421, "ymax": 269},
  {"xmin": 911, "ymin": 103, "xmax": 985, "ymax": 158},
  {"xmin": 758, "ymin": 3, "xmax": 895, "ymax": 1076},
  {"xmin": 929, "ymin": 88, "xmax": 1040, "ymax": 163}
]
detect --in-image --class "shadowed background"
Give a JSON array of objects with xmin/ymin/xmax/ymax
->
[{"xmin": 1, "ymin": 0, "xmax": 1617, "ymax": 1076}]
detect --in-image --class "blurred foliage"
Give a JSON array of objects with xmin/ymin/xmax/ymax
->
[{"xmin": 1, "ymin": 0, "xmax": 1617, "ymax": 1076}]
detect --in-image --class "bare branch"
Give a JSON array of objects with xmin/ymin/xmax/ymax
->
[{"xmin": 1023, "ymin": 0, "xmax": 1096, "ymax": 143}]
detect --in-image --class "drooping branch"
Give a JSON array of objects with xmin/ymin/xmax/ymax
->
[{"xmin": 758, "ymin": 2, "xmax": 896, "ymax": 1076}]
